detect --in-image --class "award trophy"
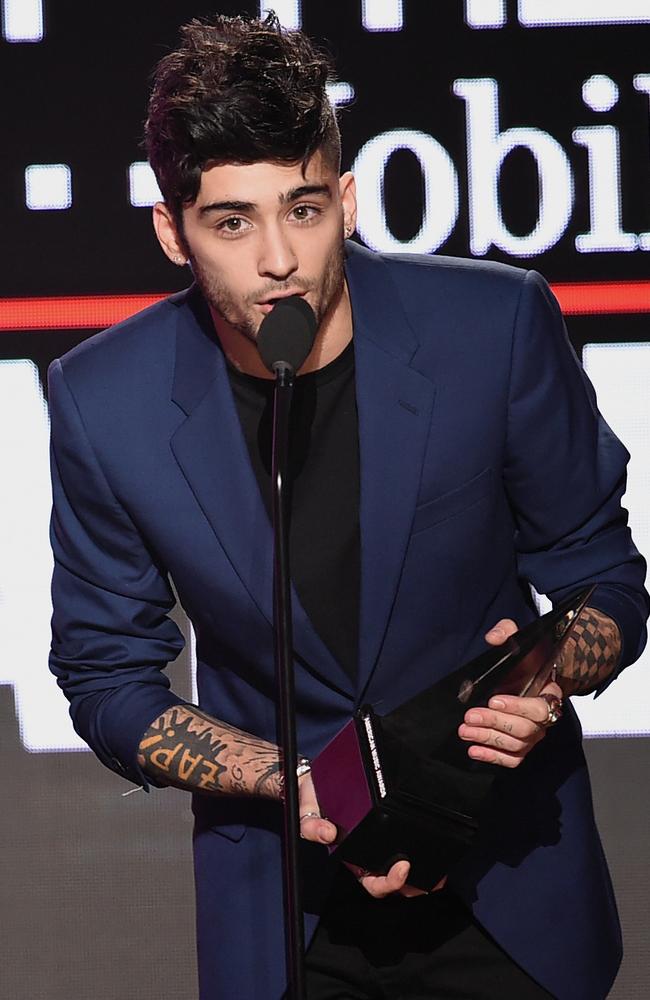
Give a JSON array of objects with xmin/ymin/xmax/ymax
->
[{"xmin": 310, "ymin": 587, "xmax": 593, "ymax": 890}]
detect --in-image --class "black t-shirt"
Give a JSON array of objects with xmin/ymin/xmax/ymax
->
[{"xmin": 227, "ymin": 342, "xmax": 360, "ymax": 680}]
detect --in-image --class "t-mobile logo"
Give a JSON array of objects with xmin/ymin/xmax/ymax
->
[
  {"xmin": 264, "ymin": 1, "xmax": 650, "ymax": 31},
  {"xmin": 353, "ymin": 75, "xmax": 650, "ymax": 258}
]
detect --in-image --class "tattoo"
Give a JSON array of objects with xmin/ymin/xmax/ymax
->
[
  {"xmin": 137, "ymin": 704, "xmax": 283, "ymax": 800},
  {"xmin": 556, "ymin": 607, "xmax": 621, "ymax": 697}
]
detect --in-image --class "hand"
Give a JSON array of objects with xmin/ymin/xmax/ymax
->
[
  {"xmin": 297, "ymin": 772, "xmax": 337, "ymax": 846},
  {"xmin": 298, "ymin": 775, "xmax": 446, "ymax": 899},
  {"xmin": 457, "ymin": 618, "xmax": 563, "ymax": 768},
  {"xmin": 345, "ymin": 859, "xmax": 447, "ymax": 899}
]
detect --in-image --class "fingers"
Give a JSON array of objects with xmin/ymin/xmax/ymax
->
[
  {"xmin": 345, "ymin": 863, "xmax": 448, "ymax": 898},
  {"xmin": 398, "ymin": 882, "xmax": 429, "ymax": 898},
  {"xmin": 299, "ymin": 813, "xmax": 337, "ymax": 844},
  {"xmin": 397, "ymin": 873, "xmax": 447, "ymax": 897},
  {"xmin": 459, "ymin": 706, "xmax": 540, "ymax": 744},
  {"xmin": 350, "ymin": 859, "xmax": 411, "ymax": 899},
  {"xmin": 362, "ymin": 860, "xmax": 411, "ymax": 899},
  {"xmin": 485, "ymin": 618, "xmax": 518, "ymax": 645},
  {"xmin": 298, "ymin": 772, "xmax": 337, "ymax": 844},
  {"xmin": 487, "ymin": 686, "xmax": 562, "ymax": 726},
  {"xmin": 459, "ymin": 683, "xmax": 564, "ymax": 768}
]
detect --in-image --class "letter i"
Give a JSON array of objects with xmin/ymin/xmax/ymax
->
[
  {"xmin": 573, "ymin": 75, "xmax": 637, "ymax": 252},
  {"xmin": 633, "ymin": 75, "xmax": 650, "ymax": 251}
]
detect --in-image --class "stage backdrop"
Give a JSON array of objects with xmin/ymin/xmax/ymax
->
[{"xmin": 1, "ymin": 3, "xmax": 649, "ymax": 998}]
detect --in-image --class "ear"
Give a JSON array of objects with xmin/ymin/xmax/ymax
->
[
  {"xmin": 152, "ymin": 202, "xmax": 188, "ymax": 266},
  {"xmin": 339, "ymin": 171, "xmax": 357, "ymax": 236}
]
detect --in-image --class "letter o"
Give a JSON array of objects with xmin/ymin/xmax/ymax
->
[{"xmin": 352, "ymin": 129, "xmax": 459, "ymax": 254}]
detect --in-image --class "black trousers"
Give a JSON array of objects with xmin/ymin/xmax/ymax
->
[{"xmin": 305, "ymin": 872, "xmax": 555, "ymax": 1000}]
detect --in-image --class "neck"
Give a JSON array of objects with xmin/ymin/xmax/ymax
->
[{"xmin": 210, "ymin": 280, "xmax": 353, "ymax": 379}]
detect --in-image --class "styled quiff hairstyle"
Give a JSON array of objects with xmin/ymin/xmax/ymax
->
[{"xmin": 145, "ymin": 12, "xmax": 341, "ymax": 227}]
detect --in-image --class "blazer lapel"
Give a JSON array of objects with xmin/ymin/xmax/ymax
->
[
  {"xmin": 168, "ymin": 289, "xmax": 354, "ymax": 698},
  {"xmin": 345, "ymin": 246, "xmax": 436, "ymax": 700}
]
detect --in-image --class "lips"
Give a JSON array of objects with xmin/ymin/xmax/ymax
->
[
  {"xmin": 256, "ymin": 291, "xmax": 307, "ymax": 313},
  {"xmin": 258, "ymin": 291, "xmax": 306, "ymax": 305}
]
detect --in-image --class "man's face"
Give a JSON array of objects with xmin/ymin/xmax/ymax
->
[{"xmin": 165, "ymin": 153, "xmax": 356, "ymax": 346}]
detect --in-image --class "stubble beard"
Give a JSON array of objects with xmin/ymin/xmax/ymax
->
[{"xmin": 189, "ymin": 236, "xmax": 347, "ymax": 345}]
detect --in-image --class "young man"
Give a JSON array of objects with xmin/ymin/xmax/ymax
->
[{"xmin": 49, "ymin": 14, "xmax": 648, "ymax": 1000}]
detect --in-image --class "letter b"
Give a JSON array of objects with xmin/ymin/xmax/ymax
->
[{"xmin": 454, "ymin": 78, "xmax": 573, "ymax": 257}]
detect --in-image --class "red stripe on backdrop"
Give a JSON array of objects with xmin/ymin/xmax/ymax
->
[
  {"xmin": 1, "ymin": 281, "xmax": 650, "ymax": 330},
  {"xmin": 0, "ymin": 294, "xmax": 166, "ymax": 330},
  {"xmin": 552, "ymin": 281, "xmax": 650, "ymax": 316}
]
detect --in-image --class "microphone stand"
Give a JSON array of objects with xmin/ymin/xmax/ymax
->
[{"xmin": 271, "ymin": 360, "xmax": 306, "ymax": 999}]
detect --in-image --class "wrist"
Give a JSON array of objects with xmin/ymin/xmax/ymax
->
[{"xmin": 278, "ymin": 756, "xmax": 311, "ymax": 801}]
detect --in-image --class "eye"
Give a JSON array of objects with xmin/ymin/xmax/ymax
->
[
  {"xmin": 290, "ymin": 204, "xmax": 321, "ymax": 223},
  {"xmin": 216, "ymin": 216, "xmax": 252, "ymax": 236}
]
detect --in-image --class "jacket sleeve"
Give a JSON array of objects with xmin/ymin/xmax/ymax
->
[
  {"xmin": 48, "ymin": 358, "xmax": 189, "ymax": 787},
  {"xmin": 504, "ymin": 270, "xmax": 649, "ymax": 691}
]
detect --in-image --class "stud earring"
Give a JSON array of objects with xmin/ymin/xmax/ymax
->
[{"xmin": 174, "ymin": 255, "xmax": 186, "ymax": 266}]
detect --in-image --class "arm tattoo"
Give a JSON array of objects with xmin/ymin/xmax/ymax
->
[
  {"xmin": 556, "ymin": 607, "xmax": 621, "ymax": 697},
  {"xmin": 137, "ymin": 704, "xmax": 283, "ymax": 800}
]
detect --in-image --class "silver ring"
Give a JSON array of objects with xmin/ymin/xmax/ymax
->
[
  {"xmin": 299, "ymin": 812, "xmax": 321, "ymax": 822},
  {"xmin": 540, "ymin": 693, "xmax": 563, "ymax": 727}
]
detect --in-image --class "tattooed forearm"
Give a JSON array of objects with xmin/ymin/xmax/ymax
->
[
  {"xmin": 556, "ymin": 607, "xmax": 621, "ymax": 697},
  {"xmin": 137, "ymin": 704, "xmax": 283, "ymax": 799}
]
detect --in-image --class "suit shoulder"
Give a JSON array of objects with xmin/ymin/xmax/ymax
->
[
  {"xmin": 380, "ymin": 251, "xmax": 530, "ymax": 299},
  {"xmin": 52, "ymin": 289, "xmax": 191, "ymax": 385},
  {"xmin": 377, "ymin": 253, "xmax": 558, "ymax": 339},
  {"xmin": 345, "ymin": 242, "xmax": 539, "ymax": 321}
]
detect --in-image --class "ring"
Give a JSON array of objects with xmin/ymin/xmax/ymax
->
[
  {"xmin": 540, "ymin": 693, "xmax": 563, "ymax": 727},
  {"xmin": 299, "ymin": 812, "xmax": 321, "ymax": 822}
]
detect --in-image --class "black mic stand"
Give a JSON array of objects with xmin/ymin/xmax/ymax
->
[
  {"xmin": 258, "ymin": 294, "xmax": 316, "ymax": 999},
  {"xmin": 271, "ymin": 361, "xmax": 306, "ymax": 1000}
]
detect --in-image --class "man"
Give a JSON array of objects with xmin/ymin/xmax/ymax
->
[{"xmin": 49, "ymin": 13, "xmax": 647, "ymax": 1000}]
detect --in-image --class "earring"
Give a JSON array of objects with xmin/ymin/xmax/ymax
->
[
  {"xmin": 173, "ymin": 255, "xmax": 186, "ymax": 266},
  {"xmin": 344, "ymin": 223, "xmax": 353, "ymax": 238}
]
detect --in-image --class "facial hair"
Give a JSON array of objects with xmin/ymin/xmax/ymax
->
[{"xmin": 188, "ymin": 235, "xmax": 346, "ymax": 344}]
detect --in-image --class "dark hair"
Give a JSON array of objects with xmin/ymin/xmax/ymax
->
[{"xmin": 145, "ymin": 12, "xmax": 341, "ymax": 227}]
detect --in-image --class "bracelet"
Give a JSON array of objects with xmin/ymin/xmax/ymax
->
[{"xmin": 296, "ymin": 756, "xmax": 311, "ymax": 779}]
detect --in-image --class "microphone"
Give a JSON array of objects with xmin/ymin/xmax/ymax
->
[
  {"xmin": 257, "ymin": 295, "xmax": 317, "ymax": 376},
  {"xmin": 256, "ymin": 293, "xmax": 318, "ymax": 981}
]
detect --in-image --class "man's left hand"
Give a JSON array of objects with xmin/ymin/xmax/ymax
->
[{"xmin": 457, "ymin": 618, "xmax": 563, "ymax": 769}]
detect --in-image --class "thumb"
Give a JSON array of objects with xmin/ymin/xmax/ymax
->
[{"xmin": 485, "ymin": 618, "xmax": 518, "ymax": 645}]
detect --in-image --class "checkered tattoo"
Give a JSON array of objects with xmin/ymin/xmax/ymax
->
[{"xmin": 556, "ymin": 608, "xmax": 621, "ymax": 697}]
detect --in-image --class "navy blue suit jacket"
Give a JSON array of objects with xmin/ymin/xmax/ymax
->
[{"xmin": 49, "ymin": 242, "xmax": 648, "ymax": 999}]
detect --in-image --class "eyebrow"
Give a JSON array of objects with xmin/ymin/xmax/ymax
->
[
  {"xmin": 198, "ymin": 199, "xmax": 254, "ymax": 217},
  {"xmin": 198, "ymin": 183, "xmax": 332, "ymax": 217},
  {"xmin": 281, "ymin": 183, "xmax": 332, "ymax": 204}
]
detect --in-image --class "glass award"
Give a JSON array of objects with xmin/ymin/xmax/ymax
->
[{"xmin": 310, "ymin": 587, "xmax": 594, "ymax": 890}]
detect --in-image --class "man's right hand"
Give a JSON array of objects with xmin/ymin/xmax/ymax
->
[
  {"xmin": 297, "ymin": 772, "xmax": 338, "ymax": 845},
  {"xmin": 298, "ymin": 773, "xmax": 446, "ymax": 899}
]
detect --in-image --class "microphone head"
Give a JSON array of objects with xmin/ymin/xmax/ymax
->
[{"xmin": 257, "ymin": 295, "xmax": 317, "ymax": 374}]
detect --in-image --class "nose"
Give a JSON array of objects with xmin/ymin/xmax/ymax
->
[{"xmin": 258, "ymin": 223, "xmax": 298, "ymax": 281}]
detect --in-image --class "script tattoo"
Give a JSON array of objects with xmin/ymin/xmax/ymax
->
[
  {"xmin": 138, "ymin": 705, "xmax": 283, "ymax": 799},
  {"xmin": 556, "ymin": 607, "xmax": 621, "ymax": 697}
]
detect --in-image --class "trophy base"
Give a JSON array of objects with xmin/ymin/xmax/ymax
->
[
  {"xmin": 311, "ymin": 713, "xmax": 487, "ymax": 891},
  {"xmin": 333, "ymin": 793, "xmax": 478, "ymax": 891}
]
